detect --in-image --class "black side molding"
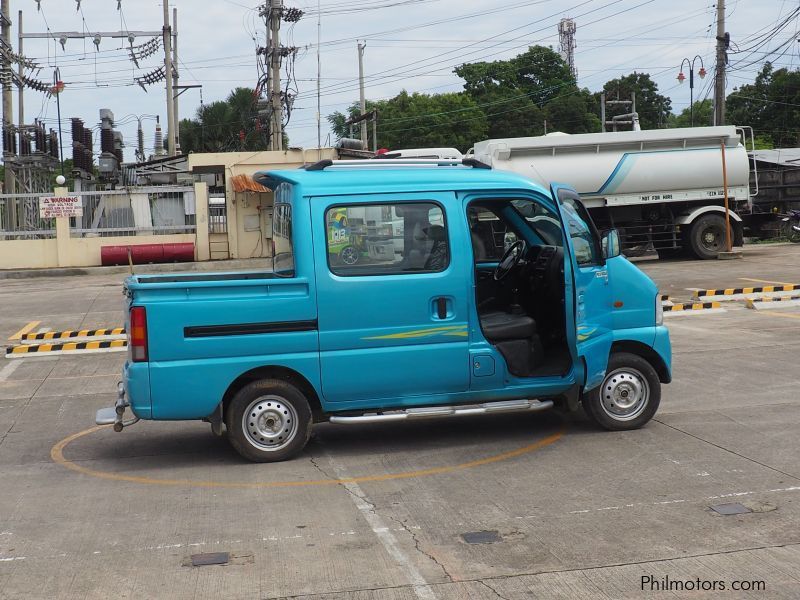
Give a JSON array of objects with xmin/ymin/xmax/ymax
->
[{"xmin": 185, "ymin": 320, "xmax": 318, "ymax": 338}]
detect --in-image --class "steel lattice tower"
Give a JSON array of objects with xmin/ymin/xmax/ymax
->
[{"xmin": 558, "ymin": 18, "xmax": 577, "ymax": 80}]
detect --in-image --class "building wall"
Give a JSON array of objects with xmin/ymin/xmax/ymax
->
[
  {"xmin": 0, "ymin": 239, "xmax": 59, "ymax": 270},
  {"xmin": 187, "ymin": 149, "xmax": 337, "ymax": 260}
]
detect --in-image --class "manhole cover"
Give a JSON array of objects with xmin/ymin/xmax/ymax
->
[
  {"xmin": 710, "ymin": 502, "xmax": 752, "ymax": 515},
  {"xmin": 461, "ymin": 530, "xmax": 501, "ymax": 544},
  {"xmin": 190, "ymin": 552, "xmax": 230, "ymax": 566}
]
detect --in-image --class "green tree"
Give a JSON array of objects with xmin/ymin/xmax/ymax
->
[
  {"xmin": 600, "ymin": 72, "xmax": 672, "ymax": 129},
  {"xmin": 669, "ymin": 99, "xmax": 714, "ymax": 128},
  {"xmin": 180, "ymin": 87, "xmax": 274, "ymax": 153},
  {"xmin": 544, "ymin": 89, "xmax": 601, "ymax": 134},
  {"xmin": 454, "ymin": 45, "xmax": 596, "ymax": 136},
  {"xmin": 328, "ymin": 90, "xmax": 488, "ymax": 152},
  {"xmin": 727, "ymin": 62, "xmax": 800, "ymax": 147}
]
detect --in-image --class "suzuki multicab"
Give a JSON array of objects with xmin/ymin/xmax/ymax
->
[{"xmin": 97, "ymin": 159, "xmax": 671, "ymax": 462}]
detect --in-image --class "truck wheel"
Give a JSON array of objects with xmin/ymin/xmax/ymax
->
[
  {"xmin": 340, "ymin": 245, "xmax": 359, "ymax": 265},
  {"xmin": 225, "ymin": 379, "xmax": 312, "ymax": 462},
  {"xmin": 688, "ymin": 214, "xmax": 727, "ymax": 259},
  {"xmin": 582, "ymin": 352, "xmax": 661, "ymax": 431}
]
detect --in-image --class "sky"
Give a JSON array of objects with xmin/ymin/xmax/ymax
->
[{"xmin": 7, "ymin": 0, "xmax": 799, "ymax": 162}]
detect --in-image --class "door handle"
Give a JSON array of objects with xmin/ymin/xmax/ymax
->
[{"xmin": 436, "ymin": 297, "xmax": 447, "ymax": 319}]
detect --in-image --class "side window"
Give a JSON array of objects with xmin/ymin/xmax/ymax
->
[
  {"xmin": 560, "ymin": 198, "xmax": 600, "ymax": 266},
  {"xmin": 272, "ymin": 202, "xmax": 294, "ymax": 276},
  {"xmin": 326, "ymin": 202, "xmax": 448, "ymax": 276}
]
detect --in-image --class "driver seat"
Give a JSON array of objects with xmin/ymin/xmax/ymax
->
[
  {"xmin": 480, "ymin": 310, "xmax": 536, "ymax": 342},
  {"xmin": 479, "ymin": 310, "xmax": 542, "ymax": 377}
]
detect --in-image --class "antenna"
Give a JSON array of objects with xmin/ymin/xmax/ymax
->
[
  {"xmin": 558, "ymin": 18, "xmax": 577, "ymax": 80},
  {"xmin": 316, "ymin": 0, "xmax": 321, "ymax": 160}
]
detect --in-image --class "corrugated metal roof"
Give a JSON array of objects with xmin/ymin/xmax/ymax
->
[
  {"xmin": 231, "ymin": 174, "xmax": 271, "ymax": 193},
  {"xmin": 750, "ymin": 148, "xmax": 800, "ymax": 166}
]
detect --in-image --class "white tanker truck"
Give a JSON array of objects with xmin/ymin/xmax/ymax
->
[{"xmin": 469, "ymin": 126, "xmax": 757, "ymax": 259}]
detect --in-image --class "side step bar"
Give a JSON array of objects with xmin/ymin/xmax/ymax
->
[{"xmin": 328, "ymin": 398, "xmax": 553, "ymax": 425}]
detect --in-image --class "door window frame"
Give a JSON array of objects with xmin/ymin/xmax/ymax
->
[{"xmin": 556, "ymin": 189, "xmax": 603, "ymax": 268}]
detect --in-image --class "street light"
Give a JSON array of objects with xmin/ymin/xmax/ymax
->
[{"xmin": 677, "ymin": 56, "xmax": 706, "ymax": 127}]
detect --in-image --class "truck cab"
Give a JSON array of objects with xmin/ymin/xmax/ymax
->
[{"xmin": 98, "ymin": 159, "xmax": 671, "ymax": 462}]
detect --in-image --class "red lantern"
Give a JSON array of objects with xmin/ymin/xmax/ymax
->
[
  {"xmin": 677, "ymin": 71, "xmax": 686, "ymax": 84},
  {"xmin": 698, "ymin": 67, "xmax": 707, "ymax": 79}
]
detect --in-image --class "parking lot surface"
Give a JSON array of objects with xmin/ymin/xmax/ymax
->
[{"xmin": 1, "ymin": 244, "xmax": 800, "ymax": 599}]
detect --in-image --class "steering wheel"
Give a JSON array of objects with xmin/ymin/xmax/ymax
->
[{"xmin": 494, "ymin": 240, "xmax": 528, "ymax": 281}]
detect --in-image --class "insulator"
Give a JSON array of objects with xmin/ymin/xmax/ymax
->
[{"xmin": 100, "ymin": 129, "xmax": 113, "ymax": 155}]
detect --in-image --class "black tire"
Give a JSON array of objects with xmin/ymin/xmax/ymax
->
[
  {"xmin": 582, "ymin": 352, "xmax": 661, "ymax": 431},
  {"xmin": 688, "ymin": 214, "xmax": 727, "ymax": 259},
  {"xmin": 225, "ymin": 379, "xmax": 312, "ymax": 462}
]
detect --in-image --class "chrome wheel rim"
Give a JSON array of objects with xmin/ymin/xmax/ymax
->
[
  {"xmin": 340, "ymin": 246, "xmax": 358, "ymax": 265},
  {"xmin": 242, "ymin": 395, "xmax": 298, "ymax": 451},
  {"xmin": 600, "ymin": 367, "xmax": 650, "ymax": 422}
]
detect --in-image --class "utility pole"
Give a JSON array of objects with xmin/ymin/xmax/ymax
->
[
  {"xmin": 358, "ymin": 41, "xmax": 367, "ymax": 147},
  {"xmin": 714, "ymin": 0, "xmax": 727, "ymax": 126},
  {"xmin": 17, "ymin": 10, "xmax": 22, "ymax": 127},
  {"xmin": 269, "ymin": 0, "xmax": 284, "ymax": 151},
  {"xmin": 2, "ymin": 0, "xmax": 15, "ymax": 193},
  {"xmin": 172, "ymin": 7, "xmax": 180, "ymax": 153},
  {"xmin": 163, "ymin": 0, "xmax": 176, "ymax": 156}
]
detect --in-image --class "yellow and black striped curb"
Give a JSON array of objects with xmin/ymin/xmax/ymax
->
[
  {"xmin": 664, "ymin": 302, "xmax": 722, "ymax": 312},
  {"xmin": 6, "ymin": 340, "xmax": 127, "ymax": 356},
  {"xmin": 20, "ymin": 327, "xmax": 125, "ymax": 341},
  {"xmin": 746, "ymin": 295, "xmax": 800, "ymax": 308},
  {"xmin": 693, "ymin": 284, "xmax": 799, "ymax": 298}
]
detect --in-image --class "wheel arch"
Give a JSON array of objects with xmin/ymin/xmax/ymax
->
[
  {"xmin": 674, "ymin": 205, "xmax": 742, "ymax": 225},
  {"xmin": 611, "ymin": 340, "xmax": 671, "ymax": 383},
  {"xmin": 221, "ymin": 365, "xmax": 325, "ymax": 421}
]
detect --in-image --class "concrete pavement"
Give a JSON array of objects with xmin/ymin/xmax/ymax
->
[{"xmin": 1, "ymin": 245, "xmax": 799, "ymax": 599}]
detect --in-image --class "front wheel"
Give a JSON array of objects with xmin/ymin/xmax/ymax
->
[
  {"xmin": 582, "ymin": 352, "xmax": 661, "ymax": 431},
  {"xmin": 225, "ymin": 379, "xmax": 312, "ymax": 462}
]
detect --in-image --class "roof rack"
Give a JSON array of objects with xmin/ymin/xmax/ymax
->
[{"xmin": 302, "ymin": 158, "xmax": 491, "ymax": 171}]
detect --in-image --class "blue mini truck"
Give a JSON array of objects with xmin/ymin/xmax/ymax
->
[{"xmin": 96, "ymin": 159, "xmax": 671, "ymax": 462}]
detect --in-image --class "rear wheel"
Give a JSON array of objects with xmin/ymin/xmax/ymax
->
[
  {"xmin": 582, "ymin": 352, "xmax": 661, "ymax": 431},
  {"xmin": 225, "ymin": 379, "xmax": 312, "ymax": 462},
  {"xmin": 688, "ymin": 214, "xmax": 727, "ymax": 259}
]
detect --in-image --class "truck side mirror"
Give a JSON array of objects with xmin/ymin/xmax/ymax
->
[{"xmin": 601, "ymin": 229, "xmax": 621, "ymax": 259}]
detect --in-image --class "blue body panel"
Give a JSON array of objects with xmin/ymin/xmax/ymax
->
[{"xmin": 121, "ymin": 166, "xmax": 670, "ymax": 421}]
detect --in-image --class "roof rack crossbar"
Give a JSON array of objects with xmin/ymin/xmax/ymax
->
[{"xmin": 300, "ymin": 158, "xmax": 492, "ymax": 171}]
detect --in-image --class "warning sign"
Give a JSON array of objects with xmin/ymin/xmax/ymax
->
[{"xmin": 39, "ymin": 196, "xmax": 83, "ymax": 218}]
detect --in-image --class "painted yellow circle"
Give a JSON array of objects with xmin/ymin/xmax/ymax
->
[{"xmin": 51, "ymin": 424, "xmax": 565, "ymax": 489}]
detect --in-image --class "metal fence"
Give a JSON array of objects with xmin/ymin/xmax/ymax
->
[
  {"xmin": 70, "ymin": 186, "xmax": 197, "ymax": 238},
  {"xmin": 209, "ymin": 203, "xmax": 228, "ymax": 234},
  {"xmin": 0, "ymin": 194, "xmax": 57, "ymax": 239}
]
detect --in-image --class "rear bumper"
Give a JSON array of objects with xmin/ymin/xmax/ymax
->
[{"xmin": 124, "ymin": 361, "xmax": 152, "ymax": 419}]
